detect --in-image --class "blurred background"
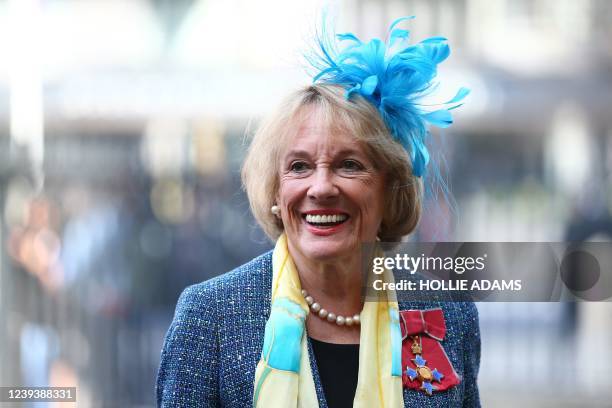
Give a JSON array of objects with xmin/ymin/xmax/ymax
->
[{"xmin": 1, "ymin": 0, "xmax": 611, "ymax": 406}]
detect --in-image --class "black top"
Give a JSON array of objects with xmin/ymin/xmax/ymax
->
[{"xmin": 310, "ymin": 337, "xmax": 360, "ymax": 408}]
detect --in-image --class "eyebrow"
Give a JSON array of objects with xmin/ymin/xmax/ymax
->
[
  {"xmin": 283, "ymin": 149, "xmax": 311, "ymax": 158},
  {"xmin": 283, "ymin": 148, "xmax": 365, "ymax": 158}
]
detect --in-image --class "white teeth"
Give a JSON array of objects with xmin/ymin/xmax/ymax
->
[{"xmin": 305, "ymin": 214, "xmax": 348, "ymax": 224}]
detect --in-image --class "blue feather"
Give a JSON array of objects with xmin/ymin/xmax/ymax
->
[
  {"xmin": 388, "ymin": 16, "xmax": 415, "ymax": 32},
  {"xmin": 337, "ymin": 33, "xmax": 361, "ymax": 43},
  {"xmin": 308, "ymin": 16, "xmax": 468, "ymax": 178},
  {"xmin": 423, "ymin": 110, "xmax": 453, "ymax": 128},
  {"xmin": 447, "ymin": 103, "xmax": 464, "ymax": 111},
  {"xmin": 390, "ymin": 28, "xmax": 410, "ymax": 44},
  {"xmin": 445, "ymin": 87, "xmax": 470, "ymax": 104},
  {"xmin": 360, "ymin": 75, "xmax": 378, "ymax": 96}
]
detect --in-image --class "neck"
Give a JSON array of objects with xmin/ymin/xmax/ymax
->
[{"xmin": 287, "ymin": 241, "xmax": 363, "ymax": 317}]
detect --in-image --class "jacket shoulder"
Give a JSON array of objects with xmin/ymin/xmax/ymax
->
[
  {"xmin": 204, "ymin": 250, "xmax": 273, "ymax": 290},
  {"xmin": 157, "ymin": 251, "xmax": 273, "ymax": 407},
  {"xmin": 174, "ymin": 250, "xmax": 273, "ymax": 327},
  {"xmin": 185, "ymin": 250, "xmax": 273, "ymax": 306}
]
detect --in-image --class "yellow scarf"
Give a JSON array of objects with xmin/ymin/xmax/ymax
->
[{"xmin": 253, "ymin": 234, "xmax": 403, "ymax": 407}]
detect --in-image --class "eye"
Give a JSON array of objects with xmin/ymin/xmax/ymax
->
[
  {"xmin": 290, "ymin": 161, "xmax": 310, "ymax": 173},
  {"xmin": 341, "ymin": 159, "xmax": 364, "ymax": 171}
]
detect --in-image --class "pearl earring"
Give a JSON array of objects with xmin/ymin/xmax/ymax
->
[{"xmin": 271, "ymin": 205, "xmax": 280, "ymax": 215}]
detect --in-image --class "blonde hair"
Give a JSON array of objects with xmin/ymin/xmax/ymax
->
[{"xmin": 241, "ymin": 84, "xmax": 422, "ymax": 242}]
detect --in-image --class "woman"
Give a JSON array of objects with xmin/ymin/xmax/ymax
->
[{"xmin": 157, "ymin": 18, "xmax": 479, "ymax": 407}]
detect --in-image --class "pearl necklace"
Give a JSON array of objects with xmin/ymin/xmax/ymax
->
[{"xmin": 301, "ymin": 289, "xmax": 361, "ymax": 327}]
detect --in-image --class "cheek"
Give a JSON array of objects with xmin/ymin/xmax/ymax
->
[
  {"xmin": 278, "ymin": 179, "xmax": 299, "ymax": 205},
  {"xmin": 359, "ymin": 175, "xmax": 385, "ymax": 205},
  {"xmin": 278, "ymin": 179, "xmax": 307, "ymax": 219},
  {"xmin": 356, "ymin": 178, "xmax": 386, "ymax": 227}
]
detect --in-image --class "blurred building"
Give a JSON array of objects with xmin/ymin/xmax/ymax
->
[{"xmin": 1, "ymin": 0, "xmax": 612, "ymax": 406}]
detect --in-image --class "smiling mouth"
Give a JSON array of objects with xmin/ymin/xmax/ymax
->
[{"xmin": 303, "ymin": 213, "xmax": 349, "ymax": 228}]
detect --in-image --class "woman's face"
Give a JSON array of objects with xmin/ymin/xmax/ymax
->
[{"xmin": 277, "ymin": 106, "xmax": 386, "ymax": 262}]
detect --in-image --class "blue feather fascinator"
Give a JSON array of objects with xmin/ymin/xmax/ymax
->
[{"xmin": 307, "ymin": 16, "xmax": 469, "ymax": 178}]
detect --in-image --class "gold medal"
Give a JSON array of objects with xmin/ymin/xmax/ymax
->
[{"xmin": 405, "ymin": 336, "xmax": 444, "ymax": 396}]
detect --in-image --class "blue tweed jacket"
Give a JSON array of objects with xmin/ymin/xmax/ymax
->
[{"xmin": 157, "ymin": 251, "xmax": 481, "ymax": 407}]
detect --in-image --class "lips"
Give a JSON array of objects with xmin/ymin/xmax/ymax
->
[{"xmin": 302, "ymin": 209, "xmax": 350, "ymax": 228}]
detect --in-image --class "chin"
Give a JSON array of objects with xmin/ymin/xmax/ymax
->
[{"xmin": 297, "ymin": 236, "xmax": 357, "ymax": 262}]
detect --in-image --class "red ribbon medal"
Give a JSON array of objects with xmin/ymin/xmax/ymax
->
[{"xmin": 400, "ymin": 308, "xmax": 460, "ymax": 396}]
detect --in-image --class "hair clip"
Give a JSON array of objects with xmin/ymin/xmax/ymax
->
[{"xmin": 307, "ymin": 16, "xmax": 469, "ymax": 178}]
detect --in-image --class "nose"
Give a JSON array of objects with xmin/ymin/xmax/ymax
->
[{"xmin": 307, "ymin": 167, "xmax": 339, "ymax": 202}]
